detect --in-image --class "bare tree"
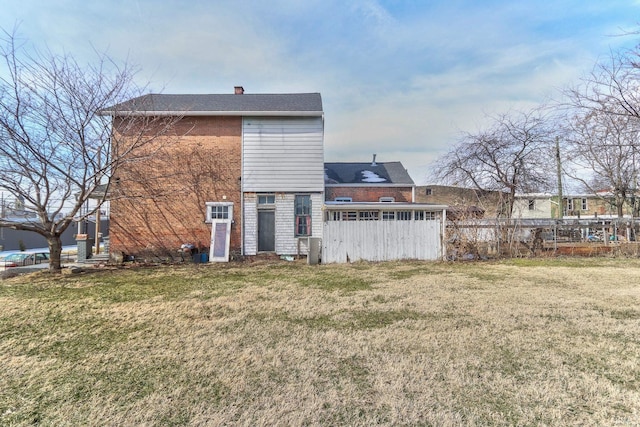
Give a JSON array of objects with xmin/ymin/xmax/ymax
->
[
  {"xmin": 434, "ymin": 109, "xmax": 555, "ymax": 218},
  {"xmin": 561, "ymin": 108, "xmax": 640, "ymax": 217},
  {"xmin": 0, "ymin": 30, "xmax": 176, "ymax": 272},
  {"xmin": 560, "ymin": 45, "xmax": 640, "ymax": 217}
]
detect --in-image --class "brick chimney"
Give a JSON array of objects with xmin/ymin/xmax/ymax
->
[{"xmin": 234, "ymin": 86, "xmax": 244, "ymax": 95}]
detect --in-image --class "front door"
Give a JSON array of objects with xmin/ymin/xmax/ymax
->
[{"xmin": 258, "ymin": 210, "xmax": 275, "ymax": 252}]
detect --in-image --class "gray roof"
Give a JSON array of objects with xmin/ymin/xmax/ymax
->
[
  {"xmin": 106, "ymin": 93, "xmax": 323, "ymax": 115},
  {"xmin": 324, "ymin": 162, "xmax": 414, "ymax": 185}
]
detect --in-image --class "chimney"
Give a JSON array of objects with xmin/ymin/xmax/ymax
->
[
  {"xmin": 234, "ymin": 86, "xmax": 244, "ymax": 95},
  {"xmin": 371, "ymin": 154, "xmax": 377, "ymax": 166}
]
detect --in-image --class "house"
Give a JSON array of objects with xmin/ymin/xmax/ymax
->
[
  {"xmin": 105, "ymin": 87, "xmax": 324, "ymax": 261},
  {"xmin": 415, "ymin": 185, "xmax": 506, "ymax": 218},
  {"xmin": 513, "ymin": 193, "xmax": 632, "ymax": 219},
  {"xmin": 324, "ymin": 157, "xmax": 415, "ymax": 203}
]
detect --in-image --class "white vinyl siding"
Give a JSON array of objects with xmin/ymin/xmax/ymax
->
[{"xmin": 242, "ymin": 117, "xmax": 324, "ymax": 192}]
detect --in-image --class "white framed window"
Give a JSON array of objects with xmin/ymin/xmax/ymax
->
[
  {"xmin": 581, "ymin": 198, "xmax": 588, "ymax": 210},
  {"xmin": 206, "ymin": 202, "xmax": 233, "ymax": 222},
  {"xmin": 258, "ymin": 194, "xmax": 276, "ymax": 205},
  {"xmin": 566, "ymin": 198, "xmax": 574, "ymax": 211},
  {"xmin": 398, "ymin": 211, "xmax": 411, "ymax": 221},
  {"xmin": 379, "ymin": 197, "xmax": 395, "ymax": 203},
  {"xmin": 358, "ymin": 211, "xmax": 379, "ymax": 220},
  {"xmin": 382, "ymin": 211, "xmax": 395, "ymax": 220},
  {"xmin": 414, "ymin": 211, "xmax": 425, "ymax": 220},
  {"xmin": 334, "ymin": 197, "xmax": 352, "ymax": 202}
]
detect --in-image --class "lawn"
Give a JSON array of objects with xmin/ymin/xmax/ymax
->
[{"xmin": 1, "ymin": 258, "xmax": 639, "ymax": 426}]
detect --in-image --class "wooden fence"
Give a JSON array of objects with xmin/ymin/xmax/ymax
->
[{"xmin": 322, "ymin": 219, "xmax": 442, "ymax": 263}]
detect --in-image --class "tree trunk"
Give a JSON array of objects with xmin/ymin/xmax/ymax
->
[{"xmin": 47, "ymin": 235, "xmax": 63, "ymax": 273}]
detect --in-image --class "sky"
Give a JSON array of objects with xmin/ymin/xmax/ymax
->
[{"xmin": 1, "ymin": 0, "xmax": 640, "ymax": 184}]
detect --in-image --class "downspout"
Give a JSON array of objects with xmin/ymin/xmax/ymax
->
[
  {"xmin": 442, "ymin": 208, "xmax": 447, "ymax": 261},
  {"xmin": 240, "ymin": 117, "xmax": 245, "ymax": 256}
]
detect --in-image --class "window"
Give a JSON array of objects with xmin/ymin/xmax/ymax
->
[
  {"xmin": 379, "ymin": 197, "xmax": 395, "ymax": 203},
  {"xmin": 359, "ymin": 211, "xmax": 379, "ymax": 220},
  {"xmin": 425, "ymin": 188, "xmax": 432, "ymax": 196},
  {"xmin": 334, "ymin": 197, "xmax": 352, "ymax": 202},
  {"xmin": 295, "ymin": 195, "xmax": 311, "ymax": 236},
  {"xmin": 565, "ymin": 198, "xmax": 573, "ymax": 212},
  {"xmin": 528, "ymin": 200, "xmax": 535, "ymax": 211},
  {"xmin": 398, "ymin": 211, "xmax": 411, "ymax": 220},
  {"xmin": 382, "ymin": 211, "xmax": 395, "ymax": 220},
  {"xmin": 581, "ymin": 198, "xmax": 588, "ymax": 210},
  {"xmin": 209, "ymin": 205, "xmax": 229, "ymax": 220},
  {"xmin": 345, "ymin": 211, "xmax": 357, "ymax": 221},
  {"xmin": 258, "ymin": 194, "xmax": 275, "ymax": 205},
  {"xmin": 206, "ymin": 202, "xmax": 233, "ymax": 223},
  {"xmin": 414, "ymin": 211, "xmax": 425, "ymax": 221},
  {"xmin": 426, "ymin": 211, "xmax": 437, "ymax": 220}
]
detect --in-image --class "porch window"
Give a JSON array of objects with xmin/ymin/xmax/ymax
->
[
  {"xmin": 359, "ymin": 211, "xmax": 379, "ymax": 220},
  {"xmin": 398, "ymin": 211, "xmax": 411, "ymax": 220},
  {"xmin": 382, "ymin": 211, "xmax": 395, "ymax": 221},
  {"xmin": 414, "ymin": 211, "xmax": 425, "ymax": 220},
  {"xmin": 295, "ymin": 195, "xmax": 311, "ymax": 236}
]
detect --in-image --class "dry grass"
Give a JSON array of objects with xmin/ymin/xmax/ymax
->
[{"xmin": 1, "ymin": 258, "xmax": 639, "ymax": 426}]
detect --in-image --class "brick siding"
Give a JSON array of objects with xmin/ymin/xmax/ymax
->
[
  {"xmin": 109, "ymin": 116, "xmax": 242, "ymax": 257},
  {"xmin": 325, "ymin": 186, "xmax": 413, "ymax": 203}
]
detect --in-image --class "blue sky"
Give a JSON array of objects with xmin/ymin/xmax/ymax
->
[{"xmin": 2, "ymin": 0, "xmax": 639, "ymax": 183}]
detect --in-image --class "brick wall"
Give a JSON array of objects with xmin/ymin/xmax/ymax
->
[
  {"xmin": 325, "ymin": 186, "xmax": 413, "ymax": 203},
  {"xmin": 109, "ymin": 116, "xmax": 242, "ymax": 257}
]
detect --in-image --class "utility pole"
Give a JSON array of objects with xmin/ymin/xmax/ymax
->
[{"xmin": 556, "ymin": 136, "xmax": 563, "ymax": 219}]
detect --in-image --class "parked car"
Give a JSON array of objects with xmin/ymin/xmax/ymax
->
[{"xmin": 0, "ymin": 251, "xmax": 49, "ymax": 269}]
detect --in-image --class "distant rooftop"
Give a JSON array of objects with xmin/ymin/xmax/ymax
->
[
  {"xmin": 324, "ymin": 161, "xmax": 414, "ymax": 185},
  {"xmin": 103, "ymin": 87, "xmax": 323, "ymax": 116}
]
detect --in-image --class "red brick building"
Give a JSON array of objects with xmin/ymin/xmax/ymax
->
[
  {"xmin": 324, "ymin": 158, "xmax": 415, "ymax": 203},
  {"xmin": 105, "ymin": 88, "xmax": 324, "ymax": 260}
]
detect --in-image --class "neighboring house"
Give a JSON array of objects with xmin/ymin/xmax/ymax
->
[
  {"xmin": 415, "ymin": 185, "xmax": 506, "ymax": 218},
  {"xmin": 105, "ymin": 87, "xmax": 324, "ymax": 260},
  {"xmin": 324, "ymin": 157, "xmax": 415, "ymax": 203},
  {"xmin": 513, "ymin": 193, "xmax": 632, "ymax": 219}
]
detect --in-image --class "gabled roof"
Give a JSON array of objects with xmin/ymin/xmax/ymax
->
[
  {"xmin": 324, "ymin": 161, "xmax": 414, "ymax": 186},
  {"xmin": 103, "ymin": 93, "xmax": 323, "ymax": 116}
]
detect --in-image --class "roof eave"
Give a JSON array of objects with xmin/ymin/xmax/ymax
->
[{"xmin": 99, "ymin": 110, "xmax": 324, "ymax": 117}]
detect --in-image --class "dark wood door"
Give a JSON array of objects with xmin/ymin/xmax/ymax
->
[{"xmin": 258, "ymin": 210, "xmax": 275, "ymax": 252}]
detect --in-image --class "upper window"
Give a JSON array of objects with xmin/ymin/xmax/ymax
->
[
  {"xmin": 425, "ymin": 188, "xmax": 432, "ymax": 196},
  {"xmin": 379, "ymin": 197, "xmax": 395, "ymax": 203},
  {"xmin": 528, "ymin": 200, "xmax": 535, "ymax": 211},
  {"xmin": 581, "ymin": 198, "xmax": 588, "ymax": 211},
  {"xmin": 334, "ymin": 197, "xmax": 352, "ymax": 202},
  {"xmin": 566, "ymin": 198, "xmax": 574, "ymax": 212},
  {"xmin": 295, "ymin": 195, "xmax": 312, "ymax": 236}
]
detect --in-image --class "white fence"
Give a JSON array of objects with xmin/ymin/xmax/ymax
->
[{"xmin": 322, "ymin": 220, "xmax": 443, "ymax": 263}]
